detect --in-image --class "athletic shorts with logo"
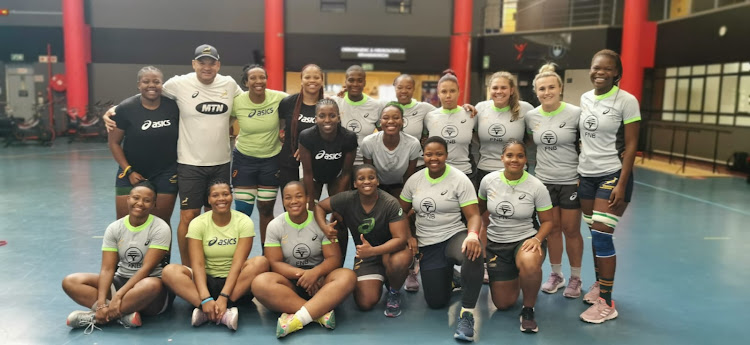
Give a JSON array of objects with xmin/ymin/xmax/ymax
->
[
  {"xmin": 231, "ymin": 149, "xmax": 280, "ymax": 187},
  {"xmin": 578, "ymin": 170, "xmax": 633, "ymax": 202},
  {"xmin": 485, "ymin": 236, "xmax": 547, "ymax": 282},
  {"xmin": 353, "ymin": 256, "xmax": 386, "ymax": 281},
  {"xmin": 544, "ymin": 183, "xmax": 580, "ymax": 209},
  {"xmin": 177, "ymin": 163, "xmax": 231, "ymax": 210},
  {"xmin": 115, "ymin": 164, "xmax": 178, "ymax": 196}
]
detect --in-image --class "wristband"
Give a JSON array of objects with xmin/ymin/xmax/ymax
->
[
  {"xmin": 118, "ymin": 166, "xmax": 132, "ymax": 178},
  {"xmin": 200, "ymin": 297, "xmax": 214, "ymax": 305},
  {"xmin": 219, "ymin": 292, "xmax": 230, "ymax": 300},
  {"xmin": 466, "ymin": 232, "xmax": 479, "ymax": 241}
]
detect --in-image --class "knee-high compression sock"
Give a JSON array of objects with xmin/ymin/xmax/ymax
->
[{"xmin": 234, "ymin": 188, "xmax": 257, "ymax": 216}]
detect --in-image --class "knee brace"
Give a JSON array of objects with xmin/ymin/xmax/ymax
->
[
  {"xmin": 583, "ymin": 214, "xmax": 594, "ymax": 226},
  {"xmin": 592, "ymin": 211, "xmax": 620, "ymax": 230},
  {"xmin": 257, "ymin": 188, "xmax": 278, "ymax": 202},
  {"xmin": 591, "ymin": 230, "xmax": 615, "ymax": 258},
  {"xmin": 234, "ymin": 188, "xmax": 257, "ymax": 216}
]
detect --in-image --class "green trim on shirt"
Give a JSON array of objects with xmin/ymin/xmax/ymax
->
[
  {"xmin": 125, "ymin": 214, "xmax": 154, "ymax": 233},
  {"xmin": 493, "ymin": 105, "xmax": 510, "ymax": 112},
  {"xmin": 402, "ymin": 99, "xmax": 418, "ymax": 109},
  {"xmin": 149, "ymin": 244, "xmax": 170, "ymax": 251},
  {"xmin": 460, "ymin": 199, "xmax": 479, "ymax": 207},
  {"xmin": 284, "ymin": 211, "xmax": 313, "ymax": 230},
  {"xmin": 499, "ymin": 170, "xmax": 529, "ymax": 186},
  {"xmin": 425, "ymin": 164, "xmax": 451, "ymax": 184},
  {"xmin": 345, "ymin": 92, "xmax": 368, "ymax": 106},
  {"xmin": 536, "ymin": 205, "xmax": 553, "ymax": 212},
  {"xmin": 400, "ymin": 195, "xmax": 412, "ymax": 203},
  {"xmin": 264, "ymin": 243, "xmax": 282, "ymax": 247},
  {"xmin": 440, "ymin": 107, "xmax": 462, "ymax": 114},
  {"xmin": 479, "ymin": 194, "xmax": 487, "ymax": 201},
  {"xmin": 102, "ymin": 247, "xmax": 118, "ymax": 252},
  {"xmin": 596, "ymin": 86, "xmax": 619, "ymax": 100},
  {"xmin": 540, "ymin": 102, "xmax": 566, "ymax": 117},
  {"xmin": 623, "ymin": 116, "xmax": 642, "ymax": 124},
  {"xmin": 322, "ymin": 239, "xmax": 334, "ymax": 245}
]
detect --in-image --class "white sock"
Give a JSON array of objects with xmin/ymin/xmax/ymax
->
[
  {"xmin": 295, "ymin": 306, "xmax": 313, "ymax": 326},
  {"xmin": 551, "ymin": 264, "xmax": 563, "ymax": 275},
  {"xmin": 570, "ymin": 267, "xmax": 582, "ymax": 278},
  {"xmin": 460, "ymin": 307, "xmax": 475, "ymax": 317}
]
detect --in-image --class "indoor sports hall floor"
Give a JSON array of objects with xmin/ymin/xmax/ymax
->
[{"xmin": 0, "ymin": 141, "xmax": 747, "ymax": 344}]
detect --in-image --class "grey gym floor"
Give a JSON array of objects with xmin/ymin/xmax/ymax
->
[{"xmin": 0, "ymin": 140, "xmax": 747, "ymax": 344}]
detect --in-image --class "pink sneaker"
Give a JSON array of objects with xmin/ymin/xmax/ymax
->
[
  {"xmin": 541, "ymin": 273, "xmax": 565, "ymax": 293},
  {"xmin": 580, "ymin": 298, "xmax": 618, "ymax": 324},
  {"xmin": 563, "ymin": 276, "xmax": 582, "ymax": 298},
  {"xmin": 583, "ymin": 281, "xmax": 600, "ymax": 304},
  {"xmin": 405, "ymin": 270, "xmax": 420, "ymax": 292},
  {"xmin": 219, "ymin": 307, "xmax": 239, "ymax": 330}
]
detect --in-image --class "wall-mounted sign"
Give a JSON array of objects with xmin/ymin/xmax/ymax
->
[
  {"xmin": 39, "ymin": 55, "xmax": 58, "ymax": 63},
  {"xmin": 341, "ymin": 47, "xmax": 406, "ymax": 61},
  {"xmin": 361, "ymin": 63, "xmax": 374, "ymax": 71},
  {"xmin": 10, "ymin": 53, "xmax": 24, "ymax": 62}
]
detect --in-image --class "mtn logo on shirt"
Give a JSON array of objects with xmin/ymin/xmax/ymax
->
[{"xmin": 196, "ymin": 102, "xmax": 228, "ymax": 115}]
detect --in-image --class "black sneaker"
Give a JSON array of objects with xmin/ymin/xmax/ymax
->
[
  {"xmin": 454, "ymin": 311, "xmax": 475, "ymax": 341},
  {"xmin": 384, "ymin": 290, "xmax": 402, "ymax": 317},
  {"xmin": 519, "ymin": 307, "xmax": 538, "ymax": 333}
]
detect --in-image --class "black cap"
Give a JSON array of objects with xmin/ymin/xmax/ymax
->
[{"xmin": 194, "ymin": 44, "xmax": 220, "ymax": 60}]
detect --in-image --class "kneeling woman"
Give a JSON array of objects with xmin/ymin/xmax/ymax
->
[
  {"xmin": 62, "ymin": 182, "xmax": 172, "ymax": 333},
  {"xmin": 161, "ymin": 179, "xmax": 269, "ymax": 331},
  {"xmin": 477, "ymin": 139, "xmax": 553, "ymax": 333},
  {"xmin": 399, "ymin": 137, "xmax": 483, "ymax": 342},
  {"xmin": 315, "ymin": 164, "xmax": 412, "ymax": 318},
  {"xmin": 252, "ymin": 181, "xmax": 356, "ymax": 338}
]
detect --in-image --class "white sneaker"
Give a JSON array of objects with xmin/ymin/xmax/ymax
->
[{"xmin": 541, "ymin": 273, "xmax": 566, "ymax": 294}]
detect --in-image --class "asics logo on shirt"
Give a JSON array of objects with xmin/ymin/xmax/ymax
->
[
  {"xmin": 312, "ymin": 234, "xmax": 318, "ymax": 241},
  {"xmin": 363, "ymin": 113, "xmax": 370, "ymax": 118},
  {"xmin": 441, "ymin": 190, "xmax": 448, "ymax": 195},
  {"xmin": 207, "ymin": 237, "xmax": 237, "ymax": 246},
  {"xmin": 460, "ymin": 119, "xmax": 467, "ymax": 124},
  {"xmin": 603, "ymin": 108, "xmax": 611, "ymax": 115},
  {"xmin": 192, "ymin": 91, "xmax": 199, "ymax": 98},
  {"xmin": 559, "ymin": 122, "xmax": 566, "ymax": 128},
  {"xmin": 519, "ymin": 194, "xmax": 527, "ymax": 200},
  {"xmin": 248, "ymin": 107, "xmax": 276, "ymax": 118},
  {"xmin": 196, "ymin": 102, "xmax": 228, "ymax": 115},
  {"xmin": 141, "ymin": 119, "xmax": 172, "ymax": 130},
  {"xmin": 358, "ymin": 218, "xmax": 375, "ymax": 234},
  {"xmin": 298, "ymin": 114, "xmax": 316, "ymax": 124},
  {"xmin": 315, "ymin": 150, "xmax": 342, "ymax": 160}
]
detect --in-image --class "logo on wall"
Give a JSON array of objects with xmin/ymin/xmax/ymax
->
[
  {"xmin": 489, "ymin": 124, "xmax": 506, "ymax": 138},
  {"xmin": 584, "ymin": 116, "xmax": 599, "ymax": 131},
  {"xmin": 441, "ymin": 125, "xmax": 459, "ymax": 139},
  {"xmin": 347, "ymin": 119, "xmax": 362, "ymax": 133},
  {"xmin": 540, "ymin": 130, "xmax": 558, "ymax": 145},
  {"xmin": 550, "ymin": 43, "xmax": 566, "ymax": 58},
  {"xmin": 514, "ymin": 43, "xmax": 528, "ymax": 61}
]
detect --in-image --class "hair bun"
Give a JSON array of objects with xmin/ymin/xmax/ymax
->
[
  {"xmin": 538, "ymin": 63, "xmax": 557, "ymax": 74},
  {"xmin": 441, "ymin": 69, "xmax": 457, "ymax": 77}
]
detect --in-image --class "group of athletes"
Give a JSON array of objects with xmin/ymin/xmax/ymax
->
[{"xmin": 60, "ymin": 43, "xmax": 640, "ymax": 341}]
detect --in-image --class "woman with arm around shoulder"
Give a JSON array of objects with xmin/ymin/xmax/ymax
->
[
  {"xmin": 298, "ymin": 99, "xmax": 358, "ymax": 256},
  {"xmin": 477, "ymin": 140, "xmax": 554, "ymax": 333},
  {"xmin": 475, "ymin": 71, "xmax": 534, "ymax": 184},
  {"xmin": 253, "ymin": 181, "xmax": 356, "ymax": 338},
  {"xmin": 524, "ymin": 64, "xmax": 584, "ymax": 299},
  {"xmin": 576, "ymin": 49, "xmax": 640, "ymax": 324},
  {"xmin": 399, "ymin": 137, "xmax": 483, "ymax": 342},
  {"xmin": 230, "ymin": 64, "xmax": 288, "ymax": 245},
  {"xmin": 160, "ymin": 179, "xmax": 270, "ymax": 331},
  {"xmin": 277, "ymin": 64, "xmax": 325, "ymax": 191},
  {"xmin": 424, "ymin": 70, "xmax": 478, "ymax": 183},
  {"xmin": 62, "ymin": 182, "xmax": 173, "ymax": 333},
  {"xmin": 314, "ymin": 164, "xmax": 413, "ymax": 317},
  {"xmin": 107, "ymin": 66, "xmax": 179, "ymax": 224}
]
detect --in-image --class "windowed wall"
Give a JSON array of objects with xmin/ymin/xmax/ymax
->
[{"xmin": 649, "ymin": 62, "xmax": 750, "ymax": 127}]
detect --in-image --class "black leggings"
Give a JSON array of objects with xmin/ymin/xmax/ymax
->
[{"xmin": 420, "ymin": 232, "xmax": 483, "ymax": 309}]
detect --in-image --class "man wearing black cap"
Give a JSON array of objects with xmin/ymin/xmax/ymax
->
[{"xmin": 104, "ymin": 44, "xmax": 243, "ymax": 266}]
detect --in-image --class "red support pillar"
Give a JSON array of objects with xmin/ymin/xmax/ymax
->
[
  {"xmin": 620, "ymin": 0, "xmax": 655, "ymax": 103},
  {"xmin": 265, "ymin": 0, "xmax": 285, "ymax": 91},
  {"xmin": 62, "ymin": 0, "xmax": 89, "ymax": 118},
  {"xmin": 450, "ymin": 0, "xmax": 473, "ymax": 104}
]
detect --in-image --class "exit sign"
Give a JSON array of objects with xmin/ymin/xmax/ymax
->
[{"xmin": 10, "ymin": 53, "xmax": 24, "ymax": 62}]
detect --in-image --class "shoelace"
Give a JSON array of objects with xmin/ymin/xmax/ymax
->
[
  {"xmin": 568, "ymin": 278, "xmax": 582, "ymax": 290},
  {"xmin": 457, "ymin": 313, "xmax": 474, "ymax": 330},
  {"xmin": 79, "ymin": 317, "xmax": 102, "ymax": 335},
  {"xmin": 520, "ymin": 307, "xmax": 534, "ymax": 321}
]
